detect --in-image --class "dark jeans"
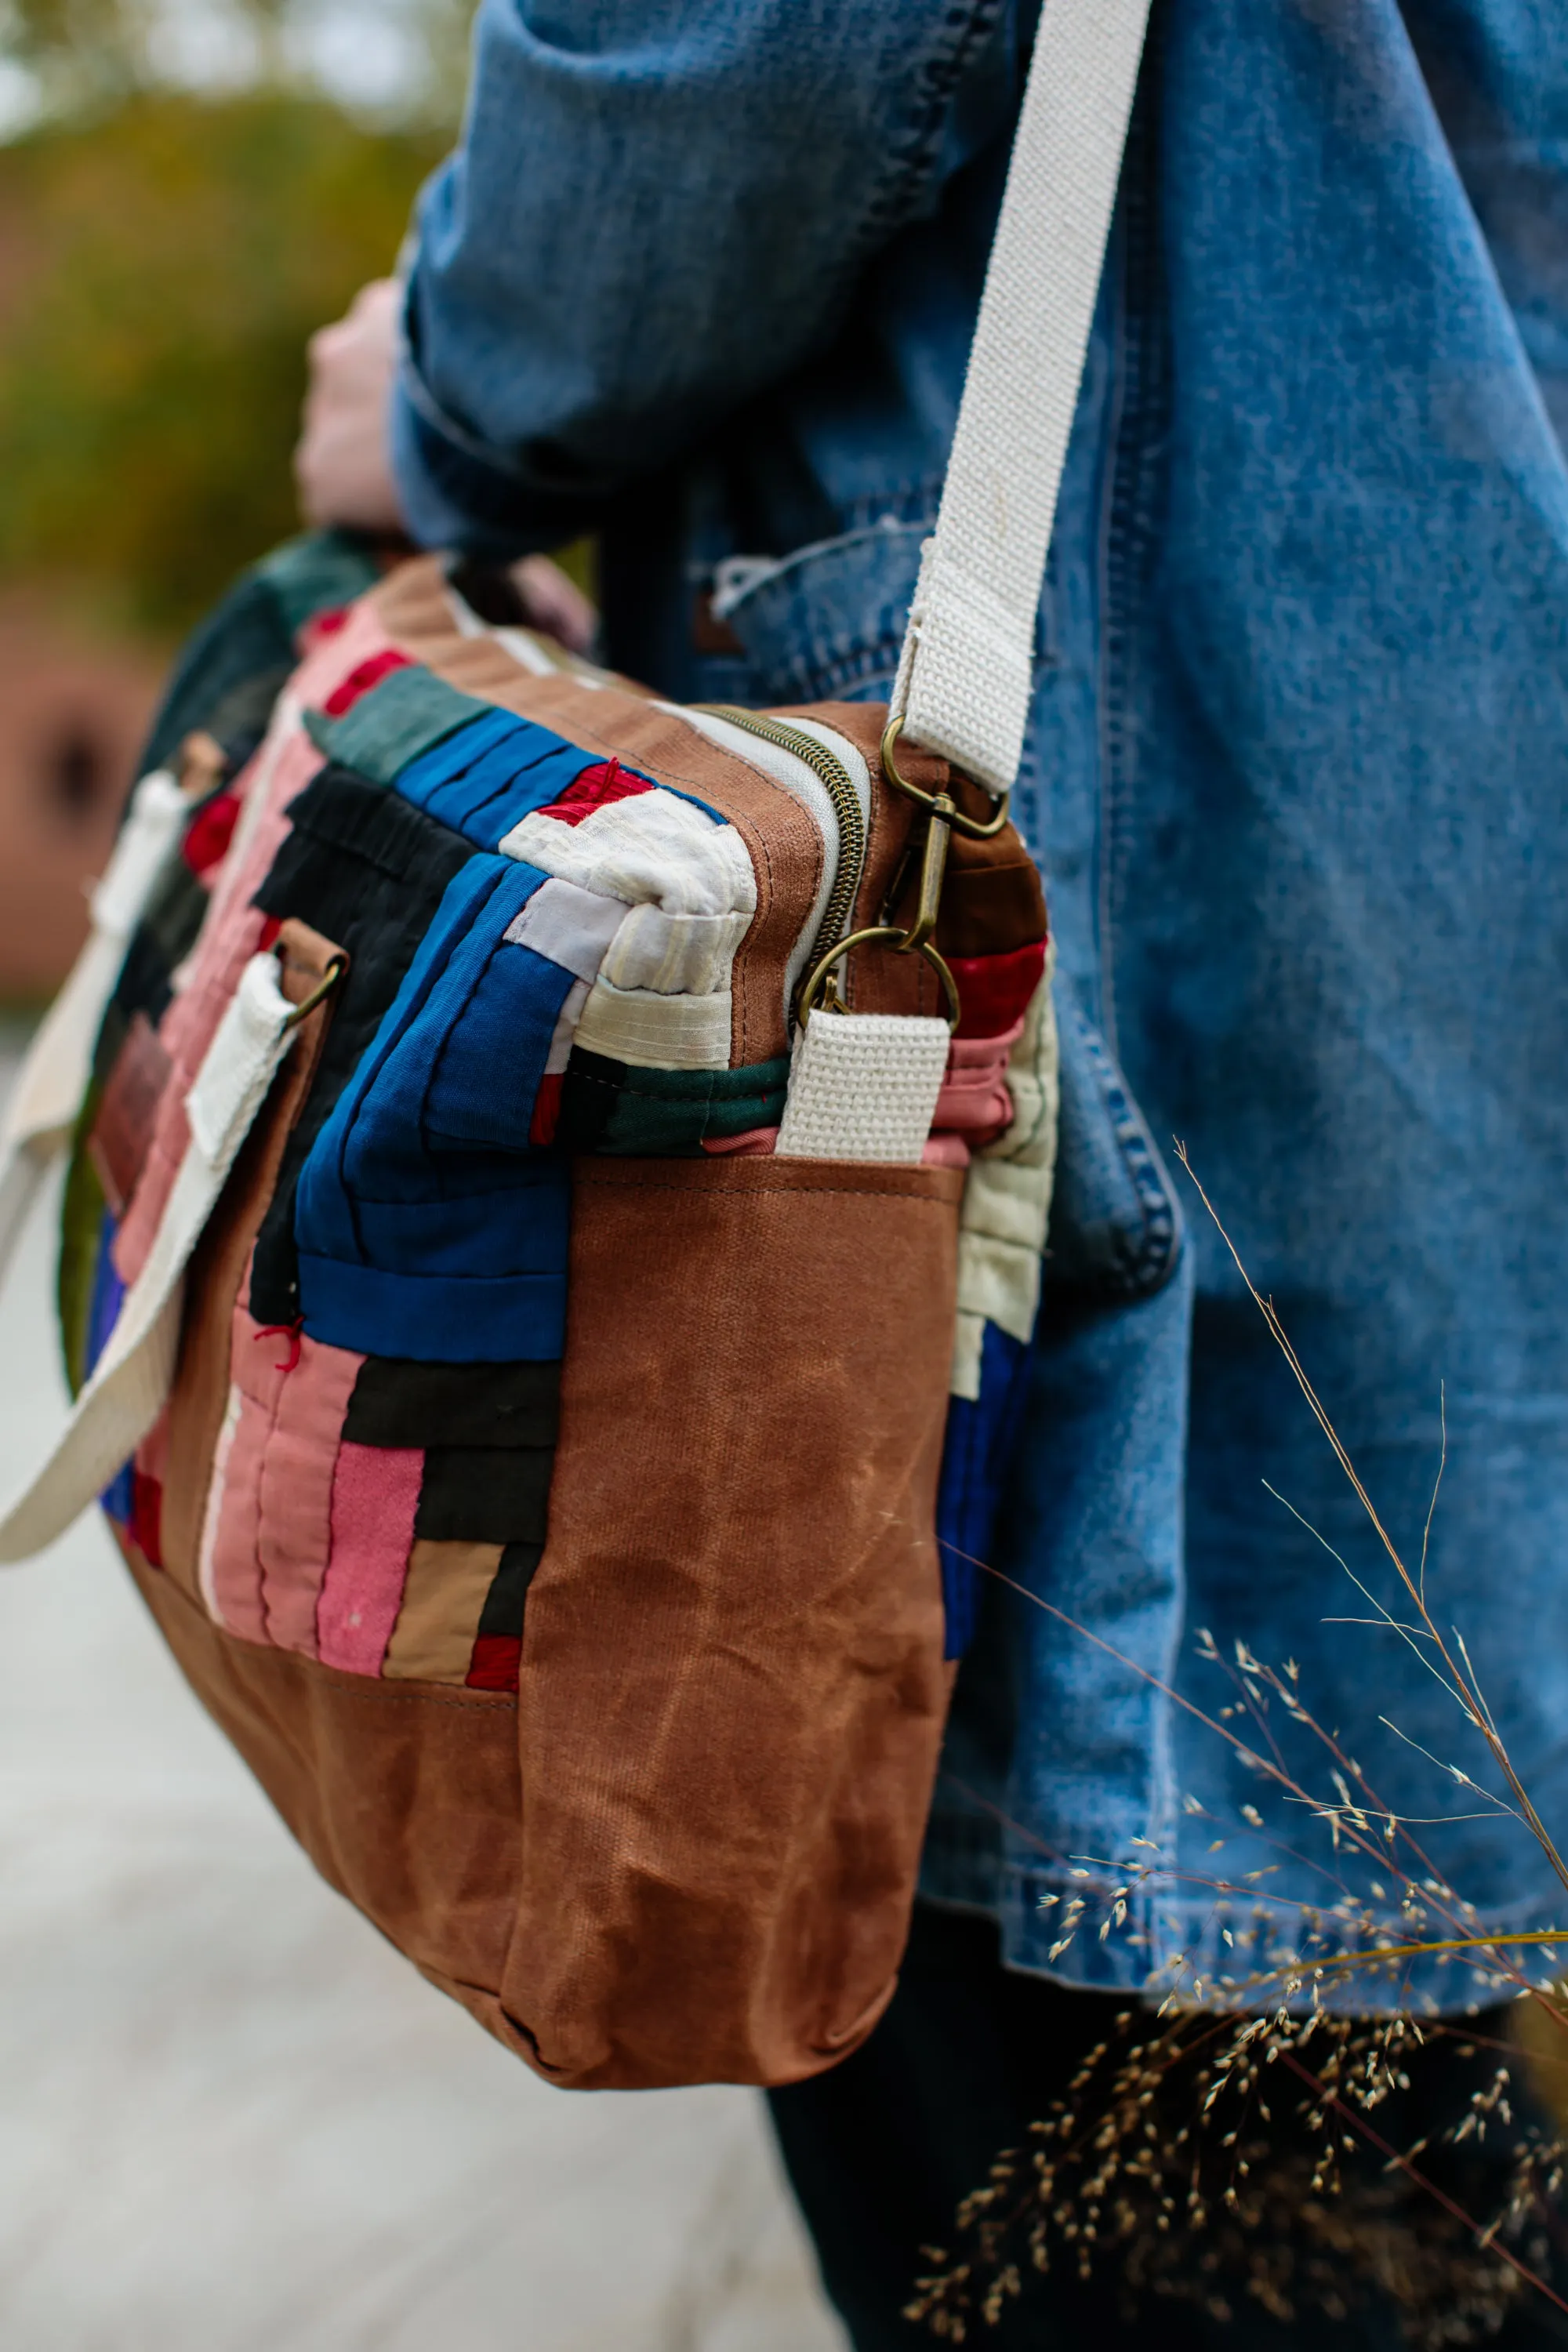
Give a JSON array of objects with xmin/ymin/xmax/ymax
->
[{"xmin": 768, "ymin": 1904, "xmax": 1568, "ymax": 2352}]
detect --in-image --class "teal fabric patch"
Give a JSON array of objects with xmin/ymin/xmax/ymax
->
[
  {"xmin": 305, "ymin": 666, "xmax": 496, "ymax": 785},
  {"xmin": 558, "ymin": 1050, "xmax": 789, "ymax": 1156},
  {"xmin": 255, "ymin": 530, "xmax": 383, "ymax": 635}
]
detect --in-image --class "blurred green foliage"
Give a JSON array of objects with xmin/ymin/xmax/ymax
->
[
  {"xmin": 0, "ymin": 92, "xmax": 442, "ymax": 635},
  {"xmin": 0, "ymin": 0, "xmax": 477, "ymax": 637}
]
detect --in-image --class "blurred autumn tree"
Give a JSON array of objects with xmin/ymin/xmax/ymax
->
[{"xmin": 0, "ymin": 0, "xmax": 473, "ymax": 636}]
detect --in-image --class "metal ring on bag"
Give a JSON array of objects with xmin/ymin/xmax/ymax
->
[
  {"xmin": 281, "ymin": 953, "xmax": 347, "ymax": 1032},
  {"xmin": 794, "ymin": 924, "xmax": 962, "ymax": 1033},
  {"xmin": 880, "ymin": 716, "xmax": 1014, "ymax": 841}
]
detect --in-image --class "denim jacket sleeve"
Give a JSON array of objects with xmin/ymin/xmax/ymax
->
[{"xmin": 390, "ymin": 0, "xmax": 1019, "ymax": 554}]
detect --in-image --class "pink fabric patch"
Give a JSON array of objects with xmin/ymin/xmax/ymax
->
[
  {"xmin": 205, "ymin": 1297, "xmax": 365, "ymax": 1652},
  {"xmin": 932, "ymin": 1015, "xmax": 1026, "ymax": 1138},
  {"xmin": 321, "ymin": 648, "xmax": 412, "ymax": 717},
  {"xmin": 317, "ymin": 1443, "xmax": 424, "ymax": 1675},
  {"xmin": 700, "ymin": 1125, "xmax": 780, "ymax": 1157},
  {"xmin": 115, "ymin": 604, "xmax": 397, "ymax": 1289},
  {"xmin": 922, "ymin": 1132, "xmax": 972, "ymax": 1170},
  {"xmin": 538, "ymin": 757, "xmax": 654, "ymax": 826}
]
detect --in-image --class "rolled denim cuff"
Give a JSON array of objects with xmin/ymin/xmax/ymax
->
[
  {"xmin": 392, "ymin": 343, "xmax": 602, "ymax": 559},
  {"xmin": 390, "ymin": 365, "xmax": 546, "ymax": 558}
]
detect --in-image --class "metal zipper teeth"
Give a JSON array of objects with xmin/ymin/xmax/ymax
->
[{"xmin": 693, "ymin": 706, "xmax": 868, "ymax": 1007}]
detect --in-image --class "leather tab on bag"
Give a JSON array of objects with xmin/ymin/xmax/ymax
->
[{"xmin": 274, "ymin": 917, "xmax": 347, "ymax": 1008}]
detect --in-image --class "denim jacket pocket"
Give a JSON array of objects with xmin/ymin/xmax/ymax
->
[
  {"xmin": 1047, "ymin": 992, "xmax": 1182, "ymax": 1301},
  {"xmin": 699, "ymin": 518, "xmax": 930, "ymax": 708}
]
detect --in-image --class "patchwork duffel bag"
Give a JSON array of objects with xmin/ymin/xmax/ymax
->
[{"xmin": 0, "ymin": 0, "xmax": 1147, "ymax": 2086}]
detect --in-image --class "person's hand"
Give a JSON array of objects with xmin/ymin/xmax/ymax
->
[
  {"xmin": 295, "ymin": 278, "xmax": 405, "ymax": 534},
  {"xmin": 295, "ymin": 277, "xmax": 597, "ymax": 655},
  {"xmin": 505, "ymin": 556, "xmax": 597, "ymax": 655}
]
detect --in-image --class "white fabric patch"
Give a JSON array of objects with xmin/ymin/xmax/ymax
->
[
  {"xmin": 949, "ymin": 967, "xmax": 1060, "ymax": 1394},
  {"xmin": 503, "ymin": 876, "xmax": 626, "ymax": 982},
  {"xmin": 0, "ymin": 950, "xmax": 296, "ymax": 1564},
  {"xmin": 0, "ymin": 765, "xmax": 191, "ymax": 1290},
  {"xmin": 572, "ymin": 974, "xmax": 733, "ymax": 1071},
  {"xmin": 543, "ymin": 978, "xmax": 590, "ymax": 1076},
  {"xmin": 775, "ymin": 1011, "xmax": 949, "ymax": 1166},
  {"xmin": 500, "ymin": 789, "xmax": 755, "ymax": 921},
  {"xmin": 599, "ymin": 903, "xmax": 750, "ymax": 997}
]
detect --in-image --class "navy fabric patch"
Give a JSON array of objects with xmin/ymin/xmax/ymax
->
[
  {"xmin": 293, "ymin": 852, "xmax": 573, "ymax": 1361},
  {"xmin": 935, "ymin": 1319, "xmax": 1032, "ymax": 1661},
  {"xmin": 249, "ymin": 766, "xmax": 474, "ymax": 1327}
]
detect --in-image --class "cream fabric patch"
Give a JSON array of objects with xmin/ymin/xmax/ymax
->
[{"xmin": 573, "ymin": 975, "xmax": 733, "ymax": 1070}]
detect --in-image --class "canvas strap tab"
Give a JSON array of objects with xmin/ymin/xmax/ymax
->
[
  {"xmin": 0, "ymin": 768, "xmax": 188, "ymax": 1279},
  {"xmin": 776, "ymin": 1011, "xmax": 950, "ymax": 1164},
  {"xmin": 889, "ymin": 0, "xmax": 1153, "ymax": 797},
  {"xmin": 0, "ymin": 953, "xmax": 296, "ymax": 1563}
]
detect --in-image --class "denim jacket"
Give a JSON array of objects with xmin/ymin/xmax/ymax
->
[{"xmin": 394, "ymin": 0, "xmax": 1568, "ymax": 2009}]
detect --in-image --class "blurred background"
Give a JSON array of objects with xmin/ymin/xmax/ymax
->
[
  {"xmin": 0, "ymin": 0, "xmax": 466, "ymax": 996},
  {"xmin": 0, "ymin": 9, "xmax": 848, "ymax": 2344}
]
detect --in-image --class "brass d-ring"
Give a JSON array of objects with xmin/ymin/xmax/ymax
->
[
  {"xmin": 282, "ymin": 953, "xmax": 347, "ymax": 1031},
  {"xmin": 880, "ymin": 715, "xmax": 1014, "ymax": 841},
  {"xmin": 795, "ymin": 924, "xmax": 961, "ymax": 1033}
]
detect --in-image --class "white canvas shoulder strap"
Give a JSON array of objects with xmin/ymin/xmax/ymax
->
[{"xmin": 889, "ymin": 0, "xmax": 1154, "ymax": 797}]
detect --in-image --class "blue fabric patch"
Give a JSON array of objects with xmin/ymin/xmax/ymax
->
[
  {"xmin": 935, "ymin": 1319, "xmax": 1032, "ymax": 1660},
  {"xmin": 84, "ymin": 1204, "xmax": 125, "ymax": 1379},
  {"xmin": 394, "ymin": 715, "xmax": 595, "ymax": 848},
  {"xmin": 392, "ymin": 711, "xmax": 718, "ymax": 844},
  {"xmin": 296, "ymin": 1257, "xmax": 565, "ymax": 1363},
  {"xmin": 294, "ymin": 853, "xmax": 575, "ymax": 1360},
  {"xmin": 85, "ymin": 1207, "xmax": 134, "ymax": 1522}
]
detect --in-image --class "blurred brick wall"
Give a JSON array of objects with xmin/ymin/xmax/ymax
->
[{"xmin": 0, "ymin": 609, "xmax": 162, "ymax": 1000}]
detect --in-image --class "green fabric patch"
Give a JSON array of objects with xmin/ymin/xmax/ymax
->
[
  {"xmin": 255, "ymin": 529, "xmax": 383, "ymax": 637},
  {"xmin": 304, "ymin": 665, "xmax": 493, "ymax": 786},
  {"xmin": 57, "ymin": 1087, "xmax": 107, "ymax": 1400},
  {"xmin": 565, "ymin": 1051, "xmax": 789, "ymax": 1156}
]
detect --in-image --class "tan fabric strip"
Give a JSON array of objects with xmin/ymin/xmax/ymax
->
[{"xmin": 383, "ymin": 1537, "xmax": 504, "ymax": 1683}]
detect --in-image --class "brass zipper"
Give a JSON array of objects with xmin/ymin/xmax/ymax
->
[{"xmin": 693, "ymin": 706, "xmax": 867, "ymax": 1021}]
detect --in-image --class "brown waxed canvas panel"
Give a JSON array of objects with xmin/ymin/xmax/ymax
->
[
  {"xmin": 502, "ymin": 1153, "xmax": 962, "ymax": 2088},
  {"xmin": 125, "ymin": 1540, "xmax": 524, "ymax": 2002}
]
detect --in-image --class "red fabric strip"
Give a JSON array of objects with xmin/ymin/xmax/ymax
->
[
  {"xmin": 467, "ymin": 1632, "xmax": 521, "ymax": 1692},
  {"xmin": 538, "ymin": 757, "xmax": 654, "ymax": 827},
  {"xmin": 321, "ymin": 648, "xmax": 413, "ymax": 718},
  {"xmin": 181, "ymin": 789, "xmax": 241, "ymax": 880},
  {"xmin": 949, "ymin": 938, "xmax": 1047, "ymax": 1040},
  {"xmin": 529, "ymin": 1072, "xmax": 564, "ymax": 1148},
  {"xmin": 129, "ymin": 1471, "xmax": 163, "ymax": 1570}
]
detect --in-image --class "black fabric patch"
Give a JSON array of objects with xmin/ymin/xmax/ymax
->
[
  {"xmin": 477, "ymin": 1541, "xmax": 543, "ymax": 1638},
  {"xmin": 415, "ymin": 1446, "xmax": 553, "ymax": 1546},
  {"xmin": 343, "ymin": 1356, "xmax": 561, "ymax": 1450},
  {"xmin": 247, "ymin": 765, "xmax": 473, "ymax": 1326},
  {"xmin": 552, "ymin": 1046, "xmax": 623, "ymax": 1153}
]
